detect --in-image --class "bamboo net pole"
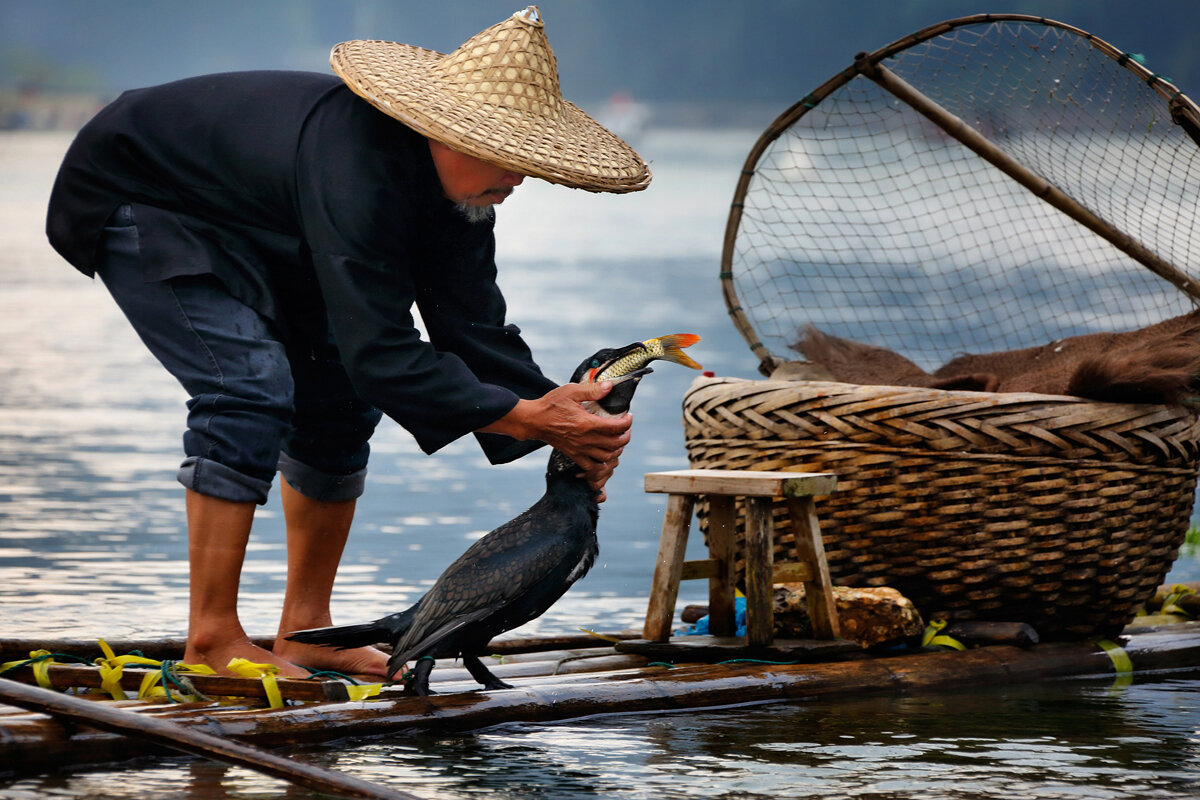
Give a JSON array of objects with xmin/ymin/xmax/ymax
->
[
  {"xmin": 0, "ymin": 678, "xmax": 417, "ymax": 800},
  {"xmin": 855, "ymin": 56, "xmax": 1200, "ymax": 304}
]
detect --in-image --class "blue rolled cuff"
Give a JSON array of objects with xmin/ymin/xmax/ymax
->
[
  {"xmin": 277, "ymin": 451, "xmax": 367, "ymax": 502},
  {"xmin": 177, "ymin": 456, "xmax": 274, "ymax": 505}
]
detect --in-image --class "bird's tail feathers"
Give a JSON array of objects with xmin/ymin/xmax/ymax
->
[{"xmin": 286, "ymin": 619, "xmax": 396, "ymax": 650}]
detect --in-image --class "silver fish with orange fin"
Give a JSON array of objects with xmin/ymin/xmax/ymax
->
[
  {"xmin": 577, "ymin": 333, "xmax": 702, "ymax": 383},
  {"xmin": 573, "ymin": 333, "xmax": 702, "ymax": 416}
]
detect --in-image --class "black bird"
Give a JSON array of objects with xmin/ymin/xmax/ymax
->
[{"xmin": 286, "ymin": 334, "xmax": 702, "ymax": 694}]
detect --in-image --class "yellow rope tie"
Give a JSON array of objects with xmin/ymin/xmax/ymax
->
[
  {"xmin": 1160, "ymin": 584, "xmax": 1195, "ymax": 618},
  {"xmin": 226, "ymin": 658, "xmax": 285, "ymax": 709},
  {"xmin": 344, "ymin": 683, "xmax": 383, "ymax": 701},
  {"xmin": 3, "ymin": 640, "xmax": 378, "ymax": 705},
  {"xmin": 94, "ymin": 639, "xmax": 217, "ymax": 702},
  {"xmin": 95, "ymin": 639, "xmax": 160, "ymax": 700},
  {"xmin": 1095, "ymin": 638, "xmax": 1134, "ymax": 676},
  {"xmin": 921, "ymin": 620, "xmax": 966, "ymax": 651},
  {"xmin": 138, "ymin": 661, "xmax": 218, "ymax": 702},
  {"xmin": 0, "ymin": 649, "xmax": 58, "ymax": 689}
]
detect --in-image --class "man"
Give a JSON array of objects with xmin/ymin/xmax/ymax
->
[{"xmin": 45, "ymin": 7, "xmax": 651, "ymax": 678}]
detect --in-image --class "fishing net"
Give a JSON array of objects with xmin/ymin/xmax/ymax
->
[
  {"xmin": 691, "ymin": 15, "xmax": 1200, "ymax": 638},
  {"xmin": 722, "ymin": 14, "xmax": 1200, "ymax": 376}
]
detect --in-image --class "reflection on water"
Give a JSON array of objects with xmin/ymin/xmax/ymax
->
[{"xmin": 3, "ymin": 130, "xmax": 1200, "ymax": 798}]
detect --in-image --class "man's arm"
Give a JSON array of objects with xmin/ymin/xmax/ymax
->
[{"xmin": 479, "ymin": 381, "xmax": 632, "ymax": 501}]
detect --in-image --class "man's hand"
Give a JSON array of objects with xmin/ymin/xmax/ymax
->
[{"xmin": 479, "ymin": 381, "xmax": 632, "ymax": 501}]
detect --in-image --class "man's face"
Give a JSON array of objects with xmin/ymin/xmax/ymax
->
[{"xmin": 428, "ymin": 140, "xmax": 526, "ymax": 207}]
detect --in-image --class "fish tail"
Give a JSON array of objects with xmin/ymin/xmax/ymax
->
[{"xmin": 652, "ymin": 333, "xmax": 703, "ymax": 370}]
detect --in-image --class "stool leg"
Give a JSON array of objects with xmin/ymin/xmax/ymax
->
[
  {"xmin": 786, "ymin": 496, "xmax": 840, "ymax": 639},
  {"xmin": 743, "ymin": 496, "xmax": 775, "ymax": 646},
  {"xmin": 706, "ymin": 495, "xmax": 737, "ymax": 637},
  {"xmin": 642, "ymin": 493, "xmax": 695, "ymax": 642}
]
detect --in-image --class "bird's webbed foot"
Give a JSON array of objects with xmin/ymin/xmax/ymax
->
[
  {"xmin": 402, "ymin": 656, "xmax": 437, "ymax": 696},
  {"xmin": 463, "ymin": 653, "xmax": 513, "ymax": 691}
]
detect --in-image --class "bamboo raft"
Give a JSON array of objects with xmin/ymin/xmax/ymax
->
[{"xmin": 3, "ymin": 615, "xmax": 1200, "ymax": 778}]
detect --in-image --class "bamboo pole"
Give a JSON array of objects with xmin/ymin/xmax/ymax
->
[
  {"xmin": 0, "ymin": 678, "xmax": 417, "ymax": 800},
  {"xmin": 856, "ymin": 57, "xmax": 1200, "ymax": 303}
]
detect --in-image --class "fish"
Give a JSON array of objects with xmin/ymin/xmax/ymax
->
[
  {"xmin": 578, "ymin": 333, "xmax": 702, "ymax": 416},
  {"xmin": 580, "ymin": 333, "xmax": 702, "ymax": 383}
]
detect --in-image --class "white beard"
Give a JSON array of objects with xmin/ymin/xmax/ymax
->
[{"xmin": 455, "ymin": 203, "xmax": 495, "ymax": 224}]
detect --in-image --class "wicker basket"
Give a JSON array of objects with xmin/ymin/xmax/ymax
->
[{"xmin": 683, "ymin": 376, "xmax": 1200, "ymax": 639}]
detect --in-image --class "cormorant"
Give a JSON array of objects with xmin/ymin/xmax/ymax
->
[{"xmin": 286, "ymin": 334, "xmax": 701, "ymax": 694}]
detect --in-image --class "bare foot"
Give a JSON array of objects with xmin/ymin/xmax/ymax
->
[
  {"xmin": 183, "ymin": 636, "xmax": 311, "ymax": 678},
  {"xmin": 272, "ymin": 639, "xmax": 392, "ymax": 678}
]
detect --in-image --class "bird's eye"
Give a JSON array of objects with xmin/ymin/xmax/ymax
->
[{"xmin": 590, "ymin": 359, "xmax": 601, "ymax": 368}]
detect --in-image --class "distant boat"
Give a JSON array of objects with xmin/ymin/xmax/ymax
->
[{"xmin": 596, "ymin": 90, "xmax": 651, "ymax": 144}]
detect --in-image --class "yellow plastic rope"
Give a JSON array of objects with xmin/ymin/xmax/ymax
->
[
  {"xmin": 1095, "ymin": 638, "xmax": 1134, "ymax": 675},
  {"xmin": 921, "ymin": 620, "xmax": 966, "ymax": 651},
  {"xmin": 4, "ymin": 640, "xmax": 374, "ymax": 706},
  {"xmin": 1160, "ymin": 584, "xmax": 1195, "ymax": 617},
  {"xmin": 226, "ymin": 658, "xmax": 285, "ymax": 709},
  {"xmin": 136, "ymin": 661, "xmax": 217, "ymax": 702},
  {"xmin": 95, "ymin": 639, "xmax": 165, "ymax": 700},
  {"xmin": 344, "ymin": 683, "xmax": 383, "ymax": 701},
  {"xmin": 0, "ymin": 649, "xmax": 59, "ymax": 689}
]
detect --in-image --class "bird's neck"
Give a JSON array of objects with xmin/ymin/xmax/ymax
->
[
  {"xmin": 545, "ymin": 449, "xmax": 597, "ymax": 500},
  {"xmin": 546, "ymin": 448, "xmax": 584, "ymax": 481}
]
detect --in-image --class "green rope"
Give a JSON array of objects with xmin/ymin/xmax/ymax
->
[
  {"xmin": 159, "ymin": 660, "xmax": 205, "ymax": 703},
  {"xmin": 400, "ymin": 655, "xmax": 436, "ymax": 684},
  {"xmin": 0, "ymin": 652, "xmax": 92, "ymax": 677},
  {"xmin": 302, "ymin": 669, "xmax": 363, "ymax": 685}
]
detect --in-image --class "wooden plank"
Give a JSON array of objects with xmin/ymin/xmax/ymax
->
[
  {"xmin": 772, "ymin": 562, "xmax": 815, "ymax": 583},
  {"xmin": 644, "ymin": 469, "xmax": 837, "ymax": 498},
  {"xmin": 786, "ymin": 496, "xmax": 841, "ymax": 640},
  {"xmin": 707, "ymin": 495, "xmax": 738, "ymax": 637},
  {"xmin": 615, "ymin": 636, "xmax": 861, "ymax": 662},
  {"xmin": 743, "ymin": 497, "xmax": 775, "ymax": 646},
  {"xmin": 680, "ymin": 559, "xmax": 718, "ymax": 580},
  {"xmin": 642, "ymin": 493, "xmax": 695, "ymax": 642}
]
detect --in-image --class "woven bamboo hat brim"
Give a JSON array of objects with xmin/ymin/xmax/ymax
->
[{"xmin": 330, "ymin": 6, "xmax": 651, "ymax": 193}]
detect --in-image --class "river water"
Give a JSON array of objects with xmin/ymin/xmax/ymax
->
[{"xmin": 2, "ymin": 129, "xmax": 1200, "ymax": 799}]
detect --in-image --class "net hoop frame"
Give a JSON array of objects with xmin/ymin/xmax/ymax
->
[{"xmin": 720, "ymin": 13, "xmax": 1200, "ymax": 376}]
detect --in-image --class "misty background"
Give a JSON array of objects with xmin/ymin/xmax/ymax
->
[{"xmin": 3, "ymin": 0, "xmax": 1200, "ymax": 133}]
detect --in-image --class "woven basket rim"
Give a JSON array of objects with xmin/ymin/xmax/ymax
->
[{"xmin": 683, "ymin": 375, "xmax": 1200, "ymax": 465}]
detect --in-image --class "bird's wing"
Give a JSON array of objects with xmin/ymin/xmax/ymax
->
[{"xmin": 393, "ymin": 510, "xmax": 578, "ymax": 658}]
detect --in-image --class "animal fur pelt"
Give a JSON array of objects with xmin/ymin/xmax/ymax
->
[{"xmin": 789, "ymin": 310, "xmax": 1200, "ymax": 405}]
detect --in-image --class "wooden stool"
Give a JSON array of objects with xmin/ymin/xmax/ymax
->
[{"xmin": 642, "ymin": 469, "xmax": 840, "ymax": 646}]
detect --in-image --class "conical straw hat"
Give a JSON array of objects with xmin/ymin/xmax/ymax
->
[{"xmin": 330, "ymin": 6, "xmax": 652, "ymax": 193}]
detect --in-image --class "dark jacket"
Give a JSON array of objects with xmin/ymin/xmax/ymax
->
[{"xmin": 46, "ymin": 70, "xmax": 556, "ymax": 462}]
